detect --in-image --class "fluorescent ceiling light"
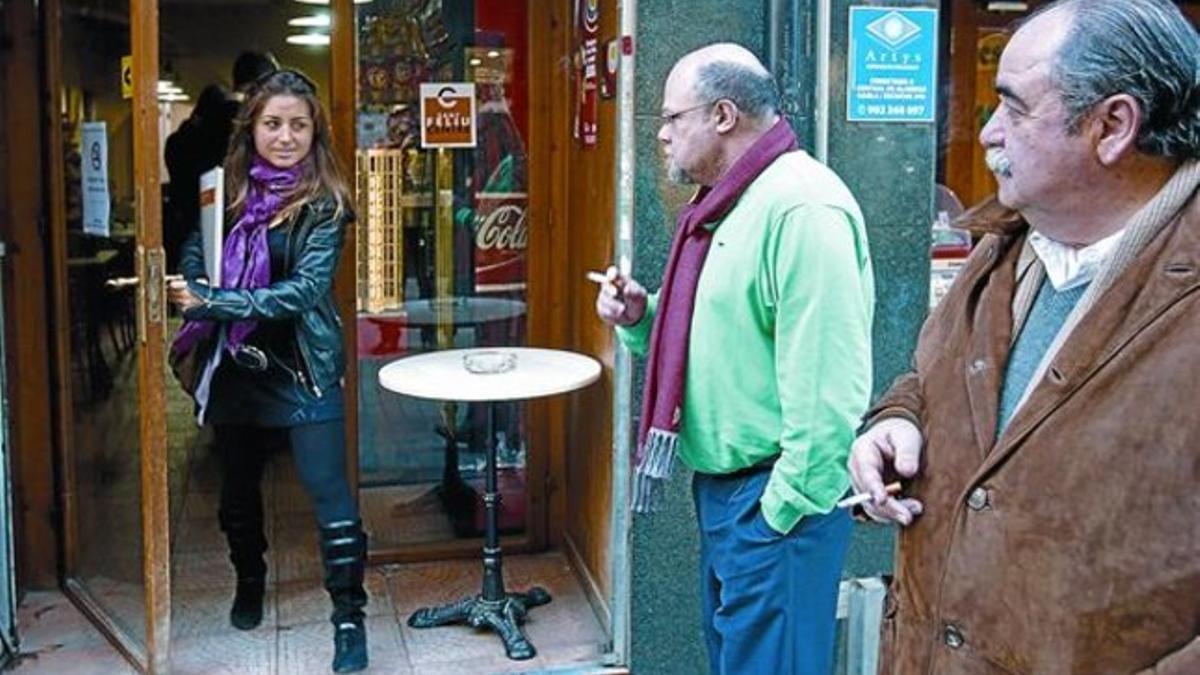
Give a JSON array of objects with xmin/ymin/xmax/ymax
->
[
  {"xmin": 289, "ymin": 14, "xmax": 330, "ymax": 27},
  {"xmin": 294, "ymin": 0, "xmax": 372, "ymax": 5},
  {"xmin": 286, "ymin": 33, "xmax": 331, "ymax": 46},
  {"xmin": 159, "ymin": 93, "xmax": 190, "ymax": 102},
  {"xmin": 157, "ymin": 81, "xmax": 182, "ymax": 94},
  {"xmin": 986, "ymin": 1, "xmax": 1029, "ymax": 11}
]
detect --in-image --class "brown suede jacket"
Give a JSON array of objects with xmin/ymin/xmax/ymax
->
[{"xmin": 869, "ymin": 193, "xmax": 1200, "ymax": 674}]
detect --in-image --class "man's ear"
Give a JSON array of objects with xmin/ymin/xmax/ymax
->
[
  {"xmin": 713, "ymin": 99, "xmax": 739, "ymax": 135},
  {"xmin": 1092, "ymin": 93, "xmax": 1142, "ymax": 166}
]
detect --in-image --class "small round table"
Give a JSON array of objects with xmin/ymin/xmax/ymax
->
[
  {"xmin": 393, "ymin": 296, "xmax": 527, "ymax": 327},
  {"xmin": 378, "ymin": 347, "xmax": 601, "ymax": 660}
]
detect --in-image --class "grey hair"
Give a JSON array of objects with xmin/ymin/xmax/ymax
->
[
  {"xmin": 692, "ymin": 61, "xmax": 780, "ymax": 122},
  {"xmin": 1041, "ymin": 0, "xmax": 1200, "ymax": 159}
]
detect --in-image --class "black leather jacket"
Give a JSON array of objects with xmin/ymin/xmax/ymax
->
[{"xmin": 179, "ymin": 195, "xmax": 350, "ymax": 397}]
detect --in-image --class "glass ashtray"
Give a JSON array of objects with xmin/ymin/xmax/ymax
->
[{"xmin": 463, "ymin": 350, "xmax": 517, "ymax": 375}]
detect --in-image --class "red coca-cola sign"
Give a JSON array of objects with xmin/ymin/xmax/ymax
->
[{"xmin": 474, "ymin": 192, "xmax": 527, "ymax": 293}]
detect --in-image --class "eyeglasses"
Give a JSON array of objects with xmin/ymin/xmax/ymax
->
[{"xmin": 660, "ymin": 101, "xmax": 715, "ymax": 126}]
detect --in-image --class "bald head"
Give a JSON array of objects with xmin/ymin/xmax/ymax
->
[
  {"xmin": 666, "ymin": 43, "xmax": 779, "ymax": 125},
  {"xmin": 673, "ymin": 43, "xmax": 770, "ymax": 81}
]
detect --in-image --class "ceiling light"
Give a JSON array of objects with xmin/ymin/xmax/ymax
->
[
  {"xmin": 286, "ymin": 33, "xmax": 331, "ymax": 46},
  {"xmin": 468, "ymin": 57, "xmax": 483, "ymax": 67},
  {"xmin": 157, "ymin": 81, "xmax": 182, "ymax": 94},
  {"xmin": 487, "ymin": 50, "xmax": 501, "ymax": 59},
  {"xmin": 158, "ymin": 93, "xmax": 190, "ymax": 102},
  {"xmin": 986, "ymin": 1, "xmax": 1029, "ymax": 11},
  {"xmin": 289, "ymin": 14, "xmax": 330, "ymax": 28},
  {"xmin": 294, "ymin": 0, "xmax": 372, "ymax": 5}
]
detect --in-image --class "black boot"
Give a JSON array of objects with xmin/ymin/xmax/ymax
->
[
  {"xmin": 321, "ymin": 520, "xmax": 369, "ymax": 673},
  {"xmin": 219, "ymin": 507, "xmax": 268, "ymax": 630}
]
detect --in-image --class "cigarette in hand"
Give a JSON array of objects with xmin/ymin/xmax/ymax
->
[
  {"xmin": 837, "ymin": 482, "xmax": 902, "ymax": 509},
  {"xmin": 586, "ymin": 269, "xmax": 624, "ymax": 298}
]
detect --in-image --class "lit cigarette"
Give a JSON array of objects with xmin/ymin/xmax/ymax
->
[
  {"xmin": 585, "ymin": 270, "xmax": 611, "ymax": 285},
  {"xmin": 837, "ymin": 482, "xmax": 902, "ymax": 509}
]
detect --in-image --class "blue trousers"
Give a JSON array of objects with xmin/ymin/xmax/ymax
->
[
  {"xmin": 215, "ymin": 420, "xmax": 358, "ymax": 527},
  {"xmin": 694, "ymin": 467, "xmax": 851, "ymax": 675}
]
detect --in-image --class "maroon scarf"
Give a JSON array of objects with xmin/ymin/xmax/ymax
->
[{"xmin": 633, "ymin": 118, "xmax": 798, "ymax": 512}]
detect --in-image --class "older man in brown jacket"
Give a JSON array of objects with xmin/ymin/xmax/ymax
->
[{"xmin": 848, "ymin": 1, "xmax": 1200, "ymax": 673}]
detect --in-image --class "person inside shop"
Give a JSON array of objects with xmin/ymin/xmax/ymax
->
[
  {"xmin": 167, "ymin": 69, "xmax": 368, "ymax": 674},
  {"xmin": 164, "ymin": 51, "xmax": 279, "ymax": 271},
  {"xmin": 849, "ymin": 0, "xmax": 1200, "ymax": 672},
  {"xmin": 594, "ymin": 43, "xmax": 874, "ymax": 674}
]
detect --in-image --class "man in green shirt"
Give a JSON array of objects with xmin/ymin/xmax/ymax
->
[{"xmin": 595, "ymin": 43, "xmax": 874, "ymax": 674}]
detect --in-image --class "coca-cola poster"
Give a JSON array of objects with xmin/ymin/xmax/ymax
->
[{"xmin": 473, "ymin": 192, "xmax": 527, "ymax": 294}]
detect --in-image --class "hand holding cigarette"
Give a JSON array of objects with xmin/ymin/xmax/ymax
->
[
  {"xmin": 586, "ymin": 269, "xmax": 622, "ymax": 297},
  {"xmin": 848, "ymin": 417, "xmax": 925, "ymax": 525},
  {"xmin": 592, "ymin": 266, "xmax": 648, "ymax": 327},
  {"xmin": 837, "ymin": 482, "xmax": 901, "ymax": 509}
]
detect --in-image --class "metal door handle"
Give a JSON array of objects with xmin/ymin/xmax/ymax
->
[
  {"xmin": 105, "ymin": 273, "xmax": 181, "ymax": 290},
  {"xmin": 106, "ymin": 276, "xmax": 139, "ymax": 290}
]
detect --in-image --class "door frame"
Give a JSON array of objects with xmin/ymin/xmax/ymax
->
[{"xmin": 44, "ymin": 0, "xmax": 172, "ymax": 671}]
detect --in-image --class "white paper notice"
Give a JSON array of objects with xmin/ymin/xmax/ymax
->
[{"xmin": 81, "ymin": 122, "xmax": 111, "ymax": 237}]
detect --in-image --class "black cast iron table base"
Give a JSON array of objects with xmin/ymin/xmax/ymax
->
[
  {"xmin": 407, "ymin": 586, "xmax": 552, "ymax": 660},
  {"xmin": 408, "ymin": 403, "xmax": 551, "ymax": 660}
]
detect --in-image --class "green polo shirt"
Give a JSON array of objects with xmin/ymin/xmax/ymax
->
[{"xmin": 618, "ymin": 150, "xmax": 874, "ymax": 534}]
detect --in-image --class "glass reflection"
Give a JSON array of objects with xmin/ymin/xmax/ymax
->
[
  {"xmin": 355, "ymin": 0, "xmax": 532, "ymax": 550},
  {"xmin": 60, "ymin": 0, "xmax": 146, "ymax": 654}
]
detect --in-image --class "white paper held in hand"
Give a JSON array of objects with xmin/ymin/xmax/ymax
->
[{"xmin": 199, "ymin": 167, "xmax": 224, "ymax": 286}]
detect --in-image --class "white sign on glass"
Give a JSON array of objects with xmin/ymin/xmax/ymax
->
[{"xmin": 80, "ymin": 122, "xmax": 111, "ymax": 237}]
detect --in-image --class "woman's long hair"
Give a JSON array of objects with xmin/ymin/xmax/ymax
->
[{"xmin": 224, "ymin": 70, "xmax": 352, "ymax": 226}]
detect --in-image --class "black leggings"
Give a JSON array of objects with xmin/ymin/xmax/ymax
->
[{"xmin": 214, "ymin": 420, "xmax": 358, "ymax": 527}]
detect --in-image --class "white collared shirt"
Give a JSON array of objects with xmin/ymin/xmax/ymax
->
[{"xmin": 1027, "ymin": 227, "xmax": 1127, "ymax": 291}]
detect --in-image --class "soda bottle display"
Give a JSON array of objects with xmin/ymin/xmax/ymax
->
[{"xmin": 466, "ymin": 76, "xmax": 528, "ymax": 296}]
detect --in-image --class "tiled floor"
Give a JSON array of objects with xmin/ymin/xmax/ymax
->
[
  {"xmin": 13, "ymin": 550, "xmax": 607, "ymax": 674},
  {"xmin": 17, "ymin": 347, "xmax": 608, "ymax": 674}
]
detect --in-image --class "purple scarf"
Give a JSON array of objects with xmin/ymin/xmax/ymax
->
[
  {"xmin": 171, "ymin": 155, "xmax": 303, "ymax": 359},
  {"xmin": 633, "ymin": 118, "xmax": 799, "ymax": 512}
]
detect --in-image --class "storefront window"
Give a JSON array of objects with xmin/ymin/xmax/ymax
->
[{"xmin": 354, "ymin": 1, "xmax": 531, "ymax": 551}]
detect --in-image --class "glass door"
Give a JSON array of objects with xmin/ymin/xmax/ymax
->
[
  {"xmin": 47, "ymin": 0, "xmax": 171, "ymax": 671},
  {"xmin": 352, "ymin": 0, "xmax": 538, "ymax": 560}
]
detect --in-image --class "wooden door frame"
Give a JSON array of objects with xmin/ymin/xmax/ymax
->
[
  {"xmin": 331, "ymin": 0, "xmax": 566, "ymax": 565},
  {"xmin": 45, "ymin": 0, "xmax": 172, "ymax": 671},
  {"xmin": 130, "ymin": 1, "xmax": 171, "ymax": 671},
  {"xmin": 331, "ymin": 0, "xmax": 360, "ymax": 505},
  {"xmin": 3, "ymin": 0, "xmax": 58, "ymax": 594}
]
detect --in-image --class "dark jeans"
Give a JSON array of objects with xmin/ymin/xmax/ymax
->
[
  {"xmin": 214, "ymin": 420, "xmax": 358, "ymax": 527},
  {"xmin": 694, "ymin": 467, "xmax": 852, "ymax": 675}
]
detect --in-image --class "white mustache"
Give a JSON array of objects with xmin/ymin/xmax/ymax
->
[{"xmin": 985, "ymin": 148, "xmax": 1012, "ymax": 177}]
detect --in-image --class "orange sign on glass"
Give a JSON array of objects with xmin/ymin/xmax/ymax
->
[{"xmin": 419, "ymin": 83, "xmax": 477, "ymax": 148}]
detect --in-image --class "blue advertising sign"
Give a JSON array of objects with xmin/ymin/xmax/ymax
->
[{"xmin": 847, "ymin": 6, "xmax": 938, "ymax": 123}]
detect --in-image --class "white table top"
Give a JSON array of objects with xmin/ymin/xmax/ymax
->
[
  {"xmin": 378, "ymin": 347, "xmax": 601, "ymax": 402},
  {"xmin": 364, "ymin": 297, "xmax": 527, "ymax": 327}
]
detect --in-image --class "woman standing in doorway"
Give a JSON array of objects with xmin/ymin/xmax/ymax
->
[{"xmin": 168, "ymin": 69, "xmax": 367, "ymax": 674}]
